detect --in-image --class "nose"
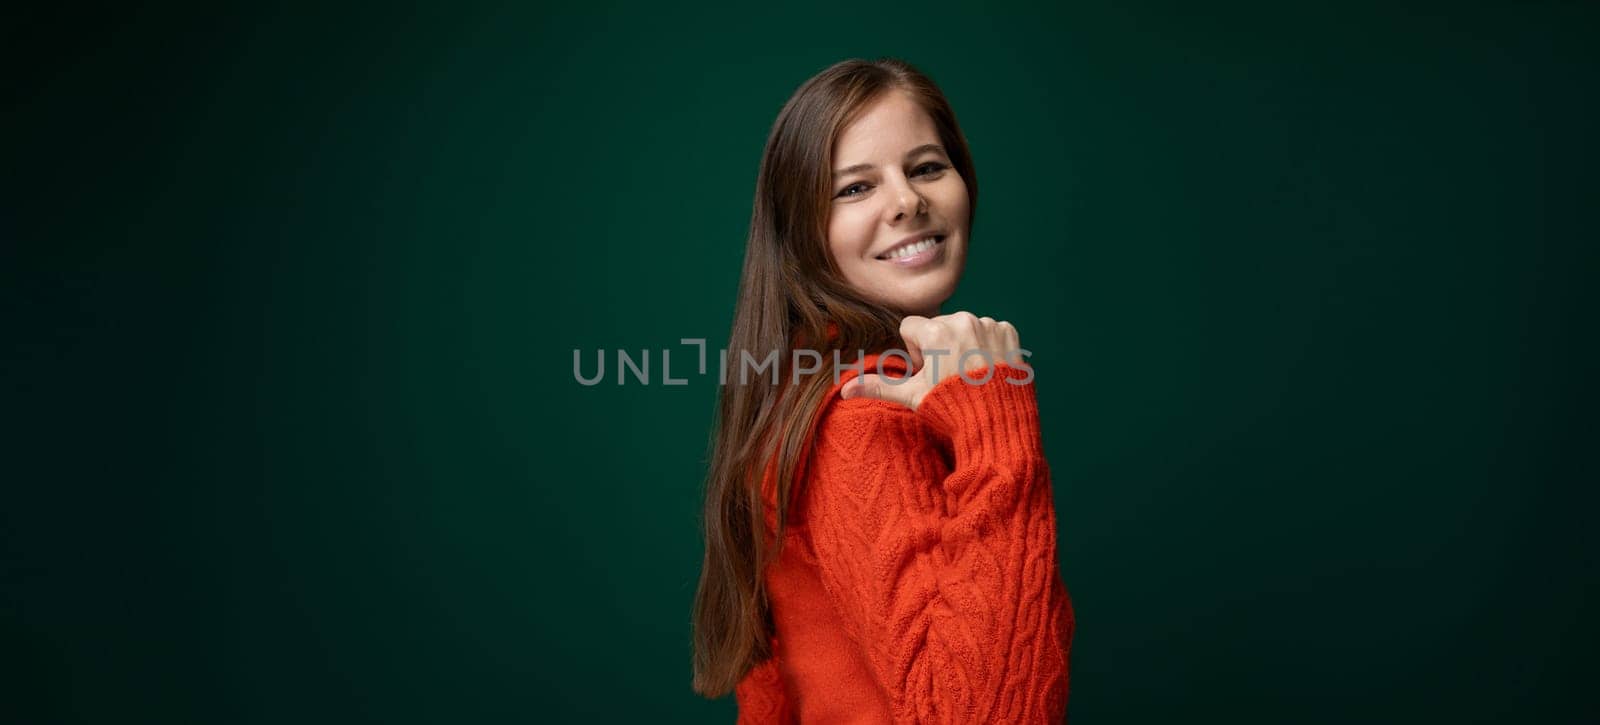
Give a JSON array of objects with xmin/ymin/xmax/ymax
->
[{"xmin": 885, "ymin": 173, "xmax": 928, "ymax": 222}]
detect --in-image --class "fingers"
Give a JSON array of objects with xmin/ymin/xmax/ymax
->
[
  {"xmin": 839, "ymin": 372, "xmax": 918, "ymax": 409},
  {"xmin": 996, "ymin": 320, "xmax": 1022, "ymax": 365},
  {"xmin": 926, "ymin": 311, "xmax": 1026, "ymax": 372},
  {"xmin": 898, "ymin": 315, "xmax": 928, "ymax": 372},
  {"xmin": 842, "ymin": 312, "xmax": 1025, "ymax": 409}
]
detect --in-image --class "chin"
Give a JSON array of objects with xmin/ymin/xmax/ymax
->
[
  {"xmin": 854, "ymin": 248, "xmax": 965, "ymax": 316},
  {"xmin": 883, "ymin": 279, "xmax": 958, "ymax": 317}
]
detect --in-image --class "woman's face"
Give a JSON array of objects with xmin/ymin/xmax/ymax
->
[{"xmin": 826, "ymin": 90, "xmax": 970, "ymax": 318}]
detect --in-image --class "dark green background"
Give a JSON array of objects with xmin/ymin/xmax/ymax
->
[{"xmin": 4, "ymin": 1, "xmax": 1594, "ymax": 722}]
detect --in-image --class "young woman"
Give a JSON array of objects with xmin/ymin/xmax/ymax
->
[{"xmin": 691, "ymin": 57, "xmax": 1074, "ymax": 723}]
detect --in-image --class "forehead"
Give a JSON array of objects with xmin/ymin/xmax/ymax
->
[{"xmin": 833, "ymin": 91, "xmax": 940, "ymax": 160}]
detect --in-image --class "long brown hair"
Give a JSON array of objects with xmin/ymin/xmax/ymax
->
[{"xmin": 690, "ymin": 58, "xmax": 979, "ymax": 698}]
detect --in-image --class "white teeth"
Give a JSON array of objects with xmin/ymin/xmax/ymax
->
[{"xmin": 884, "ymin": 236, "xmax": 940, "ymax": 259}]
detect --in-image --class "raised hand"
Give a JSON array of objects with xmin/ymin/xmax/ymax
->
[{"xmin": 839, "ymin": 311, "xmax": 1024, "ymax": 411}]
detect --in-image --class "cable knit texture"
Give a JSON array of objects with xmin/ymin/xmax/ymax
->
[{"xmin": 734, "ymin": 351, "xmax": 1074, "ymax": 724}]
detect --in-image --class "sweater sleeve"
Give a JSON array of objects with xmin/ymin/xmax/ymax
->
[{"xmin": 799, "ymin": 362, "xmax": 1074, "ymax": 724}]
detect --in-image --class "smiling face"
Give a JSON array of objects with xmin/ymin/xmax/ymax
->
[{"xmin": 826, "ymin": 90, "xmax": 970, "ymax": 318}]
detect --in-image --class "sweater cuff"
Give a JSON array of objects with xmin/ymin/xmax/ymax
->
[{"xmin": 915, "ymin": 362, "xmax": 1044, "ymax": 464}]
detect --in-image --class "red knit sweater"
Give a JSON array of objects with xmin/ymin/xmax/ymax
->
[{"xmin": 734, "ymin": 351, "xmax": 1075, "ymax": 723}]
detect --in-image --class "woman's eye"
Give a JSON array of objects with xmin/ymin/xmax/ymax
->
[{"xmin": 836, "ymin": 164, "xmax": 945, "ymax": 199}]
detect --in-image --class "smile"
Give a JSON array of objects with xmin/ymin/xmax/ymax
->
[
  {"xmin": 876, "ymin": 235, "xmax": 947, "ymax": 267},
  {"xmin": 876, "ymin": 235, "xmax": 946, "ymax": 260}
]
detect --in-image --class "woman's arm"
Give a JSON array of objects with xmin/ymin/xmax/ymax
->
[{"xmin": 801, "ymin": 362, "xmax": 1074, "ymax": 724}]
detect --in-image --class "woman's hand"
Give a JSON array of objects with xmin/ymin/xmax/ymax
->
[{"xmin": 839, "ymin": 311, "xmax": 1024, "ymax": 411}]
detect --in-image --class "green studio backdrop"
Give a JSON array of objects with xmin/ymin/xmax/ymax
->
[{"xmin": 3, "ymin": 1, "xmax": 1595, "ymax": 723}]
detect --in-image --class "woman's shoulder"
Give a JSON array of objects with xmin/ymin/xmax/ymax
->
[
  {"xmin": 810, "ymin": 350, "xmax": 925, "ymax": 428},
  {"xmin": 810, "ymin": 357, "xmax": 1043, "ymax": 471},
  {"xmin": 805, "ymin": 353, "xmax": 947, "ymax": 475}
]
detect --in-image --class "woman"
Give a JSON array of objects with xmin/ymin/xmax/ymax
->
[{"xmin": 691, "ymin": 57, "xmax": 1074, "ymax": 723}]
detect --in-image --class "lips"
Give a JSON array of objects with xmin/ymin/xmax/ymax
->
[{"xmin": 874, "ymin": 232, "xmax": 947, "ymax": 260}]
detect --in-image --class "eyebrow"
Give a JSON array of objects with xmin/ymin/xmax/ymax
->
[{"xmin": 832, "ymin": 144, "xmax": 947, "ymax": 179}]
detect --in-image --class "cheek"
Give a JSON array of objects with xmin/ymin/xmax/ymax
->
[
  {"xmin": 934, "ymin": 181, "xmax": 971, "ymax": 224},
  {"xmin": 827, "ymin": 207, "xmax": 874, "ymax": 261}
]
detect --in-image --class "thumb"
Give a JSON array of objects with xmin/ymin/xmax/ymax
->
[{"xmin": 840, "ymin": 372, "xmax": 918, "ymax": 409}]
